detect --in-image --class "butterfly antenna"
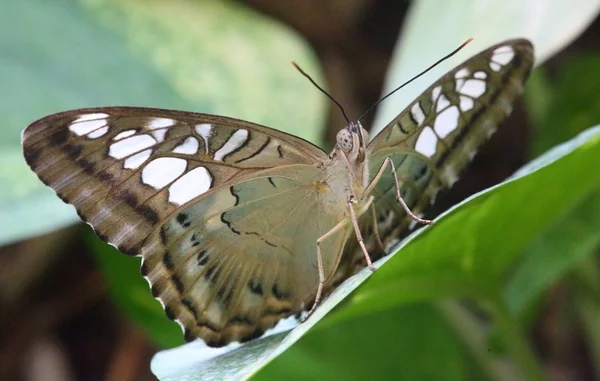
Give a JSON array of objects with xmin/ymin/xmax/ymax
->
[
  {"xmin": 358, "ymin": 37, "xmax": 474, "ymax": 122},
  {"xmin": 292, "ymin": 61, "xmax": 351, "ymax": 124}
]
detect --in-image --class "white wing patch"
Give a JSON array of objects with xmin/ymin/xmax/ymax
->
[
  {"xmin": 460, "ymin": 96, "xmax": 474, "ymax": 112},
  {"xmin": 109, "ymin": 134, "xmax": 157, "ymax": 159},
  {"xmin": 434, "ymin": 106, "xmax": 460, "ymax": 138},
  {"xmin": 153, "ymin": 129, "xmax": 167, "ymax": 143},
  {"xmin": 87, "ymin": 126, "xmax": 109, "ymax": 139},
  {"xmin": 415, "ymin": 126, "xmax": 437, "ymax": 157},
  {"xmin": 455, "ymin": 68, "xmax": 470, "ymax": 88},
  {"xmin": 142, "ymin": 157, "xmax": 187, "ymax": 189},
  {"xmin": 173, "ymin": 137, "xmax": 199, "ymax": 155},
  {"xmin": 214, "ymin": 129, "xmax": 248, "ymax": 161},
  {"xmin": 148, "ymin": 118, "xmax": 176, "ymax": 130},
  {"xmin": 124, "ymin": 149, "xmax": 152, "ymax": 169},
  {"xmin": 432, "ymin": 85, "xmax": 442, "ymax": 102},
  {"xmin": 436, "ymin": 94, "xmax": 451, "ymax": 112},
  {"xmin": 113, "ymin": 130, "xmax": 136, "ymax": 141},
  {"xmin": 410, "ymin": 102, "xmax": 426, "ymax": 125},
  {"xmin": 459, "ymin": 79, "xmax": 486, "ymax": 98},
  {"xmin": 195, "ymin": 124, "xmax": 212, "ymax": 154},
  {"xmin": 73, "ymin": 113, "xmax": 109, "ymax": 123},
  {"xmin": 168, "ymin": 166, "xmax": 212, "ymax": 205},
  {"xmin": 69, "ymin": 119, "xmax": 107, "ymax": 136},
  {"xmin": 492, "ymin": 46, "xmax": 515, "ymax": 65}
]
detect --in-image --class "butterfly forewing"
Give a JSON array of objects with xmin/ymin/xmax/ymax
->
[
  {"xmin": 330, "ymin": 39, "xmax": 534, "ymax": 284},
  {"xmin": 23, "ymin": 108, "xmax": 327, "ymax": 256}
]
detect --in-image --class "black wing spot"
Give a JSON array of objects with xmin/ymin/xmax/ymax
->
[
  {"xmin": 98, "ymin": 171, "xmax": 114, "ymax": 182},
  {"xmin": 191, "ymin": 232, "xmax": 201, "ymax": 247},
  {"xmin": 197, "ymin": 250, "xmax": 209, "ymax": 266},
  {"xmin": 164, "ymin": 305, "xmax": 176, "ymax": 320},
  {"xmin": 121, "ymin": 190, "xmax": 139, "ymax": 207},
  {"xmin": 204, "ymin": 265, "xmax": 215, "ymax": 280},
  {"xmin": 241, "ymin": 328, "xmax": 265, "ymax": 343},
  {"xmin": 276, "ymin": 145, "xmax": 284, "ymax": 158},
  {"xmin": 268, "ymin": 177, "xmax": 277, "ymax": 188},
  {"xmin": 151, "ymin": 284, "xmax": 160, "ymax": 297},
  {"xmin": 140, "ymin": 260, "xmax": 150, "ymax": 276},
  {"xmin": 176, "ymin": 213, "xmax": 191, "ymax": 228},
  {"xmin": 184, "ymin": 328, "xmax": 195, "ymax": 343},
  {"xmin": 272, "ymin": 283, "xmax": 285, "ymax": 300},
  {"xmin": 63, "ymin": 143, "xmax": 82, "ymax": 158},
  {"xmin": 138, "ymin": 205, "xmax": 160, "ymax": 224},
  {"xmin": 248, "ymin": 279, "xmax": 263, "ymax": 296},
  {"xmin": 77, "ymin": 158, "xmax": 94, "ymax": 174},
  {"xmin": 118, "ymin": 244, "xmax": 139, "ymax": 257},
  {"xmin": 163, "ymin": 251, "xmax": 174, "ymax": 271},
  {"xmin": 228, "ymin": 316, "xmax": 254, "ymax": 326},
  {"xmin": 159, "ymin": 227, "xmax": 168, "ymax": 245},
  {"xmin": 171, "ymin": 274, "xmax": 185, "ymax": 294},
  {"xmin": 50, "ymin": 129, "xmax": 69, "ymax": 146}
]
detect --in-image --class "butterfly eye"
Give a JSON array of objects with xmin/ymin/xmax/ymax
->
[{"xmin": 336, "ymin": 129, "xmax": 353, "ymax": 152}]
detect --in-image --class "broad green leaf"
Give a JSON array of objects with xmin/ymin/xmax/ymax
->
[
  {"xmin": 0, "ymin": 0, "xmax": 323, "ymax": 245},
  {"xmin": 505, "ymin": 192, "xmax": 600, "ymax": 318},
  {"xmin": 372, "ymin": 0, "xmax": 600, "ymax": 134},
  {"xmin": 151, "ymin": 125, "xmax": 600, "ymax": 380}
]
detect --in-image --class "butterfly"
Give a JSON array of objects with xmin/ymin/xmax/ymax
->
[{"xmin": 22, "ymin": 39, "xmax": 534, "ymax": 347}]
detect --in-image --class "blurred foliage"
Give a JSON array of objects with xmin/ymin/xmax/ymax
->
[
  {"xmin": 526, "ymin": 53, "xmax": 600, "ymax": 157},
  {"xmin": 0, "ymin": 0, "xmax": 324, "ymax": 244},
  {"xmin": 2, "ymin": 0, "xmax": 600, "ymax": 381}
]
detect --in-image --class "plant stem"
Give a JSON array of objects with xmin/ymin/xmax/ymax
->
[
  {"xmin": 437, "ymin": 300, "xmax": 524, "ymax": 381},
  {"xmin": 489, "ymin": 295, "xmax": 546, "ymax": 381}
]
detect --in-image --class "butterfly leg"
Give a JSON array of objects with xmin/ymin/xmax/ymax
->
[
  {"xmin": 348, "ymin": 195, "xmax": 377, "ymax": 272},
  {"xmin": 363, "ymin": 157, "xmax": 433, "ymax": 225},
  {"xmin": 304, "ymin": 216, "xmax": 353, "ymax": 322},
  {"xmin": 369, "ymin": 202, "xmax": 385, "ymax": 253}
]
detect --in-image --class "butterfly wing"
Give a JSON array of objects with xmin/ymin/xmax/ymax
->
[
  {"xmin": 330, "ymin": 39, "xmax": 535, "ymax": 283},
  {"xmin": 23, "ymin": 107, "xmax": 326, "ymax": 254},
  {"xmin": 22, "ymin": 107, "xmax": 347, "ymax": 345},
  {"xmin": 142, "ymin": 165, "xmax": 351, "ymax": 345}
]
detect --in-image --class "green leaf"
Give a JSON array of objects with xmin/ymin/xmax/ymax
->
[
  {"xmin": 150, "ymin": 125, "xmax": 600, "ymax": 380},
  {"xmin": 0, "ymin": 0, "xmax": 323, "ymax": 245},
  {"xmin": 505, "ymin": 192, "xmax": 600, "ymax": 319}
]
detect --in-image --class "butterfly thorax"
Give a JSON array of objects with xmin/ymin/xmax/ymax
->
[{"xmin": 317, "ymin": 122, "xmax": 371, "ymax": 216}]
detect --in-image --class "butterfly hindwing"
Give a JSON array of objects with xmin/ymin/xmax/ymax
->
[
  {"xmin": 330, "ymin": 39, "xmax": 534, "ymax": 284},
  {"xmin": 140, "ymin": 165, "xmax": 351, "ymax": 345}
]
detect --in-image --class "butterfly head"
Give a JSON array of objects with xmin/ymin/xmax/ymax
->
[{"xmin": 335, "ymin": 121, "xmax": 369, "ymax": 163}]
